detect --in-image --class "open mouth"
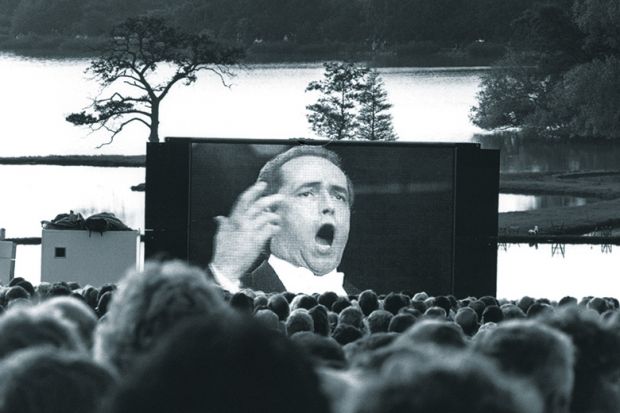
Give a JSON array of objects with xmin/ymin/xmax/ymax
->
[{"xmin": 315, "ymin": 224, "xmax": 335, "ymax": 246}]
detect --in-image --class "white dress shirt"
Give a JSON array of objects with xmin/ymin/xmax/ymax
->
[{"xmin": 210, "ymin": 255, "xmax": 346, "ymax": 296}]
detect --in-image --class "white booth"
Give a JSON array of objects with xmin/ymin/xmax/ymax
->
[
  {"xmin": 41, "ymin": 229, "xmax": 139, "ymax": 286},
  {"xmin": 0, "ymin": 229, "xmax": 16, "ymax": 284}
]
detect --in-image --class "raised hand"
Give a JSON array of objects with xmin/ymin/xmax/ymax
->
[{"xmin": 210, "ymin": 181, "xmax": 284, "ymax": 281}]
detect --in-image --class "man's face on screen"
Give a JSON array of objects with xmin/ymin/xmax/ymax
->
[{"xmin": 270, "ymin": 156, "xmax": 351, "ymax": 275}]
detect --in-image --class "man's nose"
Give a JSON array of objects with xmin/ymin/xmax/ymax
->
[{"xmin": 320, "ymin": 192, "xmax": 336, "ymax": 215}]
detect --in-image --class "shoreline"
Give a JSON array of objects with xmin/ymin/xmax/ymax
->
[{"xmin": 3, "ymin": 156, "xmax": 619, "ymax": 237}]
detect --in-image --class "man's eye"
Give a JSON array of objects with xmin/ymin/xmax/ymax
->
[
  {"xmin": 334, "ymin": 193, "xmax": 347, "ymax": 202},
  {"xmin": 298, "ymin": 191, "xmax": 314, "ymax": 197}
]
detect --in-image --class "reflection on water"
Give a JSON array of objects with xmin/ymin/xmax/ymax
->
[
  {"xmin": 498, "ymin": 194, "xmax": 595, "ymax": 213},
  {"xmin": 475, "ymin": 133, "xmax": 620, "ymax": 173},
  {"xmin": 498, "ymin": 243, "xmax": 620, "ymax": 300}
]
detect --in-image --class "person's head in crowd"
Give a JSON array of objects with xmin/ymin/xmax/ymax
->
[
  {"xmin": 11, "ymin": 278, "xmax": 34, "ymax": 297},
  {"xmin": 100, "ymin": 313, "xmax": 331, "ymax": 413},
  {"xmin": 423, "ymin": 306, "xmax": 447, "ymax": 320},
  {"xmin": 559, "ymin": 296, "xmax": 577, "ymax": 307},
  {"xmin": 527, "ymin": 302, "xmax": 554, "ymax": 318},
  {"xmin": 38, "ymin": 296, "xmax": 98, "ymax": 349},
  {"xmin": 291, "ymin": 331, "xmax": 346, "ymax": 369},
  {"xmin": 344, "ymin": 332, "xmax": 398, "ymax": 366},
  {"xmin": 286, "ymin": 308, "xmax": 314, "ymax": 336},
  {"xmin": 94, "ymin": 260, "xmax": 228, "ymax": 374},
  {"xmin": 367, "ymin": 309, "xmax": 393, "ymax": 334},
  {"xmin": 253, "ymin": 294, "xmax": 268, "ymax": 310},
  {"xmin": 468, "ymin": 299, "xmax": 486, "ymax": 320},
  {"xmin": 66, "ymin": 282, "xmax": 80, "ymax": 291},
  {"xmin": 282, "ymin": 291, "xmax": 296, "ymax": 302},
  {"xmin": 587, "ymin": 297, "xmax": 608, "ymax": 314},
  {"xmin": 606, "ymin": 297, "xmax": 619, "ymax": 309},
  {"xmin": 387, "ymin": 313, "xmax": 416, "ymax": 333},
  {"xmin": 398, "ymin": 307, "xmax": 422, "ymax": 318},
  {"xmin": 501, "ymin": 303, "xmax": 526, "ymax": 320},
  {"xmin": 541, "ymin": 306, "xmax": 620, "ymax": 413},
  {"xmin": 97, "ymin": 283, "xmax": 117, "ymax": 302},
  {"xmin": 34, "ymin": 282, "xmax": 52, "ymax": 301},
  {"xmin": 291, "ymin": 294, "xmax": 318, "ymax": 311},
  {"xmin": 434, "ymin": 295, "xmax": 452, "ymax": 315},
  {"xmin": 344, "ymin": 351, "xmax": 542, "ymax": 413},
  {"xmin": 328, "ymin": 311, "xmax": 339, "ymax": 332},
  {"xmin": 309, "ymin": 304, "xmax": 330, "ymax": 336},
  {"xmin": 80, "ymin": 286, "xmax": 99, "ymax": 310},
  {"xmin": 332, "ymin": 324, "xmax": 363, "ymax": 346},
  {"xmin": 394, "ymin": 319, "xmax": 467, "ymax": 349},
  {"xmin": 517, "ymin": 295, "xmax": 535, "ymax": 314},
  {"xmin": 267, "ymin": 293, "xmax": 290, "ymax": 321},
  {"xmin": 0, "ymin": 304, "xmax": 85, "ymax": 359},
  {"xmin": 338, "ymin": 306, "xmax": 364, "ymax": 330},
  {"xmin": 454, "ymin": 306, "xmax": 479, "ymax": 336},
  {"xmin": 254, "ymin": 308, "xmax": 281, "ymax": 332},
  {"xmin": 258, "ymin": 146, "xmax": 354, "ymax": 276},
  {"xmin": 0, "ymin": 347, "xmax": 115, "ymax": 413},
  {"xmin": 409, "ymin": 299, "xmax": 427, "ymax": 314},
  {"xmin": 358, "ymin": 290, "xmax": 379, "ymax": 317},
  {"xmin": 412, "ymin": 291, "xmax": 428, "ymax": 301},
  {"xmin": 480, "ymin": 295, "xmax": 499, "ymax": 307},
  {"xmin": 230, "ymin": 291, "xmax": 254, "ymax": 315},
  {"xmin": 482, "ymin": 304, "xmax": 504, "ymax": 323},
  {"xmin": 4, "ymin": 285, "xmax": 29, "ymax": 305},
  {"xmin": 49, "ymin": 282, "xmax": 72, "ymax": 297},
  {"xmin": 318, "ymin": 291, "xmax": 339, "ymax": 309},
  {"xmin": 383, "ymin": 293, "xmax": 408, "ymax": 315},
  {"xmin": 95, "ymin": 290, "xmax": 114, "ymax": 318},
  {"xmin": 331, "ymin": 296, "xmax": 351, "ymax": 313},
  {"xmin": 474, "ymin": 319, "xmax": 575, "ymax": 413}
]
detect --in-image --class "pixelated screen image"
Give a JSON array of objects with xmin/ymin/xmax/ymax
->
[{"xmin": 186, "ymin": 141, "xmax": 458, "ymax": 292}]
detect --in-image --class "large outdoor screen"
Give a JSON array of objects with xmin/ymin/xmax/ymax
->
[{"xmin": 145, "ymin": 138, "xmax": 499, "ymax": 296}]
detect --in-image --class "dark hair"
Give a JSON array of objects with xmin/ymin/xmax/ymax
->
[{"xmin": 257, "ymin": 146, "xmax": 355, "ymax": 207}]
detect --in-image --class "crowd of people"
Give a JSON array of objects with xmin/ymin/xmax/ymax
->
[{"xmin": 1, "ymin": 260, "xmax": 620, "ymax": 413}]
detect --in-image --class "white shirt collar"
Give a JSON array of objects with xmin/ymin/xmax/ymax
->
[{"xmin": 268, "ymin": 255, "xmax": 346, "ymax": 296}]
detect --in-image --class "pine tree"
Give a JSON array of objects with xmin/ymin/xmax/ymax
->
[
  {"xmin": 305, "ymin": 62, "xmax": 369, "ymax": 140},
  {"xmin": 356, "ymin": 70, "xmax": 398, "ymax": 141}
]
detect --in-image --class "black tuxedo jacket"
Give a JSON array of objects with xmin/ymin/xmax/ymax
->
[{"xmin": 209, "ymin": 261, "xmax": 359, "ymax": 296}]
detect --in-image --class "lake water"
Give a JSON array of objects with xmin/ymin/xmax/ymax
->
[{"xmin": 2, "ymin": 54, "xmax": 620, "ymax": 298}]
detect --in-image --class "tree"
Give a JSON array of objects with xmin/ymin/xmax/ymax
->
[
  {"xmin": 306, "ymin": 62, "xmax": 369, "ymax": 140},
  {"xmin": 356, "ymin": 70, "xmax": 397, "ymax": 141},
  {"xmin": 66, "ymin": 16, "xmax": 244, "ymax": 146}
]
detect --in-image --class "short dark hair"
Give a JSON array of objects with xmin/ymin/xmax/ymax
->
[{"xmin": 257, "ymin": 146, "xmax": 355, "ymax": 207}]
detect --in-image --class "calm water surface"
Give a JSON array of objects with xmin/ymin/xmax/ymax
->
[{"xmin": 2, "ymin": 55, "xmax": 620, "ymax": 296}]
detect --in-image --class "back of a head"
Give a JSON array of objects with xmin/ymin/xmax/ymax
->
[
  {"xmin": 0, "ymin": 304, "xmax": 85, "ymax": 359},
  {"xmin": 542, "ymin": 306, "xmax": 620, "ymax": 413},
  {"xmin": 358, "ymin": 290, "xmax": 379, "ymax": 317},
  {"xmin": 94, "ymin": 260, "xmax": 227, "ymax": 374},
  {"xmin": 395, "ymin": 319, "xmax": 467, "ymax": 349},
  {"xmin": 101, "ymin": 314, "xmax": 330, "ymax": 413},
  {"xmin": 345, "ymin": 352, "xmax": 542, "ymax": 413},
  {"xmin": 387, "ymin": 313, "xmax": 416, "ymax": 333},
  {"xmin": 268, "ymin": 293, "xmax": 290, "ymax": 321},
  {"xmin": 455, "ymin": 307, "xmax": 479, "ymax": 336},
  {"xmin": 0, "ymin": 347, "xmax": 115, "ymax": 413},
  {"xmin": 474, "ymin": 319, "xmax": 575, "ymax": 413},
  {"xmin": 291, "ymin": 331, "xmax": 346, "ymax": 369},
  {"xmin": 286, "ymin": 308, "xmax": 314, "ymax": 336},
  {"xmin": 338, "ymin": 306, "xmax": 364, "ymax": 330},
  {"xmin": 38, "ymin": 296, "xmax": 98, "ymax": 349},
  {"xmin": 367, "ymin": 309, "xmax": 393, "ymax": 334},
  {"xmin": 383, "ymin": 293, "xmax": 408, "ymax": 315}
]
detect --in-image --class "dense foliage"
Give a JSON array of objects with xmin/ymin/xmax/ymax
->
[
  {"xmin": 306, "ymin": 63, "xmax": 397, "ymax": 141},
  {"xmin": 0, "ymin": 0, "xmax": 542, "ymax": 49},
  {"xmin": 471, "ymin": 0, "xmax": 620, "ymax": 139}
]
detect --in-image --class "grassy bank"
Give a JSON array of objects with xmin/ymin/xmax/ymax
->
[{"xmin": 499, "ymin": 170, "xmax": 620, "ymax": 235}]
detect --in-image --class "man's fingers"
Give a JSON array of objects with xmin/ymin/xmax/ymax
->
[
  {"xmin": 253, "ymin": 212, "xmax": 281, "ymax": 229},
  {"xmin": 230, "ymin": 181, "xmax": 267, "ymax": 217},
  {"xmin": 247, "ymin": 194, "xmax": 285, "ymax": 219}
]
